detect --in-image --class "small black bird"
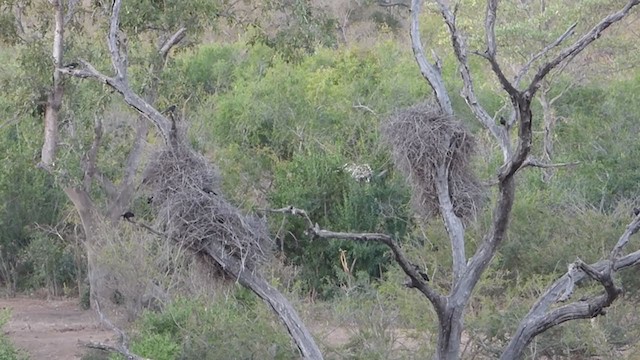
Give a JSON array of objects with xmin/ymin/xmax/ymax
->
[
  {"xmin": 499, "ymin": 116, "xmax": 507, "ymax": 126},
  {"xmin": 413, "ymin": 264, "xmax": 430, "ymax": 282},
  {"xmin": 202, "ymin": 187, "xmax": 217, "ymax": 196},
  {"xmin": 163, "ymin": 104, "xmax": 177, "ymax": 114},
  {"xmin": 121, "ymin": 211, "xmax": 135, "ymax": 222},
  {"xmin": 63, "ymin": 62, "xmax": 79, "ymax": 69},
  {"xmin": 633, "ymin": 207, "xmax": 640, "ymax": 217}
]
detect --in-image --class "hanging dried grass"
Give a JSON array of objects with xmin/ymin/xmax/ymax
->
[
  {"xmin": 381, "ymin": 102, "xmax": 483, "ymax": 221},
  {"xmin": 143, "ymin": 143, "xmax": 271, "ymax": 270}
]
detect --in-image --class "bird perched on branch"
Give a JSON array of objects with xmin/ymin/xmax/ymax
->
[
  {"xmin": 202, "ymin": 187, "xmax": 217, "ymax": 196},
  {"xmin": 121, "ymin": 211, "xmax": 135, "ymax": 222}
]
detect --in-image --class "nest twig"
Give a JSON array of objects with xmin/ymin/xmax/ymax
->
[
  {"xmin": 142, "ymin": 144, "xmax": 271, "ymax": 270},
  {"xmin": 382, "ymin": 102, "xmax": 483, "ymax": 221}
]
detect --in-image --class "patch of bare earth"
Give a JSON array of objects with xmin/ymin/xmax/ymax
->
[{"xmin": 0, "ymin": 297, "xmax": 116, "ymax": 360}]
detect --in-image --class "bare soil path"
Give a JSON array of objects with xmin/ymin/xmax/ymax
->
[{"xmin": 0, "ymin": 297, "xmax": 116, "ymax": 360}]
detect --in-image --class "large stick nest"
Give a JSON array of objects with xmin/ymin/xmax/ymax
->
[
  {"xmin": 143, "ymin": 143, "xmax": 271, "ymax": 270},
  {"xmin": 382, "ymin": 102, "xmax": 483, "ymax": 222}
]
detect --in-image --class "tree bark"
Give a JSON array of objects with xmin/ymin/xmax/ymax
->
[
  {"xmin": 204, "ymin": 243, "xmax": 323, "ymax": 360},
  {"xmin": 41, "ymin": 0, "xmax": 64, "ymax": 168}
]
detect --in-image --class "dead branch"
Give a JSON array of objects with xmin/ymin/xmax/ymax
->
[
  {"xmin": 269, "ymin": 205, "xmax": 445, "ymax": 311},
  {"xmin": 502, "ymin": 215, "xmax": 640, "ymax": 358},
  {"xmin": 83, "ymin": 297, "xmax": 148, "ymax": 360},
  {"xmin": 527, "ymin": 0, "xmax": 640, "ymax": 97},
  {"xmin": 409, "ymin": 0, "xmax": 453, "ymax": 115},
  {"xmin": 429, "ymin": 0, "xmax": 512, "ymax": 160},
  {"xmin": 520, "ymin": 157, "xmax": 580, "ymax": 170},
  {"xmin": 514, "ymin": 23, "xmax": 577, "ymax": 88}
]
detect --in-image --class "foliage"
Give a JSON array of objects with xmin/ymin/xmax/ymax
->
[
  {"xmin": 0, "ymin": 309, "xmax": 27, "ymax": 360},
  {"xmin": 131, "ymin": 295, "xmax": 298, "ymax": 359}
]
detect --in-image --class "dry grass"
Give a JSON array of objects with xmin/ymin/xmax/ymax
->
[{"xmin": 381, "ymin": 102, "xmax": 483, "ymax": 222}]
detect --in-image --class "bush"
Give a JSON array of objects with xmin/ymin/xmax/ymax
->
[{"xmin": 131, "ymin": 295, "xmax": 298, "ymax": 360}]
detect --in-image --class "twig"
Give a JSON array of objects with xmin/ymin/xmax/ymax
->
[{"xmin": 520, "ymin": 157, "xmax": 580, "ymax": 170}]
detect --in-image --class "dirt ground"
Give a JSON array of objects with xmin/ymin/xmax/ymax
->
[{"xmin": 0, "ymin": 296, "xmax": 116, "ymax": 360}]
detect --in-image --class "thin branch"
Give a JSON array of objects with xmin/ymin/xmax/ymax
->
[
  {"xmin": 268, "ymin": 206, "xmax": 444, "ymax": 309},
  {"xmin": 502, "ymin": 215, "xmax": 640, "ymax": 358},
  {"xmin": 527, "ymin": 0, "xmax": 640, "ymax": 97},
  {"xmin": 87, "ymin": 298, "xmax": 147, "ymax": 360},
  {"xmin": 520, "ymin": 157, "xmax": 580, "ymax": 170},
  {"xmin": 378, "ymin": 0, "xmax": 409, "ymax": 8},
  {"xmin": 159, "ymin": 27, "xmax": 187, "ymax": 59},
  {"xmin": 483, "ymin": 0, "xmax": 518, "ymax": 96},
  {"xmin": 514, "ymin": 23, "xmax": 577, "ymax": 88},
  {"xmin": 430, "ymin": 0, "xmax": 511, "ymax": 160},
  {"xmin": 59, "ymin": 61, "xmax": 172, "ymax": 145}
]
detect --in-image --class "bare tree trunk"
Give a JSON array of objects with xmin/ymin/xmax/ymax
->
[{"xmin": 41, "ymin": 0, "xmax": 64, "ymax": 168}]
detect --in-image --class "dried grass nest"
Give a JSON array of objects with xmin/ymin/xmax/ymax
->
[
  {"xmin": 381, "ymin": 102, "xmax": 484, "ymax": 221},
  {"xmin": 142, "ymin": 144, "xmax": 271, "ymax": 269}
]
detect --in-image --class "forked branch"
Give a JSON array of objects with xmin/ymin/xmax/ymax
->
[
  {"xmin": 502, "ymin": 215, "xmax": 640, "ymax": 358},
  {"xmin": 527, "ymin": 0, "xmax": 640, "ymax": 97}
]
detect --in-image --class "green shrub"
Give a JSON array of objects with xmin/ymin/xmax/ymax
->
[{"xmin": 131, "ymin": 295, "xmax": 298, "ymax": 360}]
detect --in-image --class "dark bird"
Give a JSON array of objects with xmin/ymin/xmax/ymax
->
[
  {"xmin": 63, "ymin": 62, "xmax": 79, "ymax": 69},
  {"xmin": 634, "ymin": 207, "xmax": 640, "ymax": 216},
  {"xmin": 499, "ymin": 116, "xmax": 507, "ymax": 126},
  {"xmin": 413, "ymin": 264, "xmax": 430, "ymax": 282},
  {"xmin": 163, "ymin": 104, "xmax": 177, "ymax": 114},
  {"xmin": 202, "ymin": 187, "xmax": 217, "ymax": 196},
  {"xmin": 121, "ymin": 211, "xmax": 135, "ymax": 222}
]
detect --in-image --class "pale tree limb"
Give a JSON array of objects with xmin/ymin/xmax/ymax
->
[
  {"xmin": 427, "ymin": 0, "xmax": 512, "ymax": 160},
  {"xmin": 501, "ymin": 215, "xmax": 640, "ymax": 359},
  {"xmin": 519, "ymin": 157, "xmax": 580, "ymax": 170},
  {"xmin": 409, "ymin": 0, "xmax": 453, "ymax": 115},
  {"xmin": 266, "ymin": 206, "xmax": 445, "ymax": 314},
  {"xmin": 434, "ymin": 163, "xmax": 466, "ymax": 283},
  {"xmin": 527, "ymin": 0, "xmax": 640, "ymax": 97},
  {"xmin": 79, "ymin": 297, "xmax": 148, "ymax": 360},
  {"xmin": 514, "ymin": 23, "xmax": 577, "ymax": 88}
]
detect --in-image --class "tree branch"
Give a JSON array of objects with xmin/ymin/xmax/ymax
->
[
  {"xmin": 82, "ymin": 297, "xmax": 148, "ymax": 360},
  {"xmin": 520, "ymin": 157, "xmax": 580, "ymax": 170},
  {"xmin": 108, "ymin": 0, "xmax": 127, "ymax": 82},
  {"xmin": 501, "ymin": 215, "xmax": 640, "ymax": 359},
  {"xmin": 483, "ymin": 0, "xmax": 518, "ymax": 96},
  {"xmin": 268, "ymin": 206, "xmax": 445, "ymax": 310},
  {"xmin": 60, "ymin": 61, "xmax": 172, "ymax": 145},
  {"xmin": 434, "ymin": 164, "xmax": 466, "ymax": 283},
  {"xmin": 514, "ymin": 23, "xmax": 577, "ymax": 88},
  {"xmin": 159, "ymin": 27, "xmax": 187, "ymax": 59},
  {"xmin": 527, "ymin": 0, "xmax": 640, "ymax": 97},
  {"xmin": 429, "ymin": 0, "xmax": 511, "ymax": 160},
  {"xmin": 410, "ymin": 0, "xmax": 453, "ymax": 115}
]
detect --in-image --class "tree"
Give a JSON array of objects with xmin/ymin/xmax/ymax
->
[
  {"xmin": 276, "ymin": 0, "xmax": 640, "ymax": 359},
  {"xmin": 50, "ymin": 1, "xmax": 323, "ymax": 358}
]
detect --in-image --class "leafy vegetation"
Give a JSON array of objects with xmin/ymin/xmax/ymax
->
[{"xmin": 1, "ymin": 0, "xmax": 640, "ymax": 358}]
